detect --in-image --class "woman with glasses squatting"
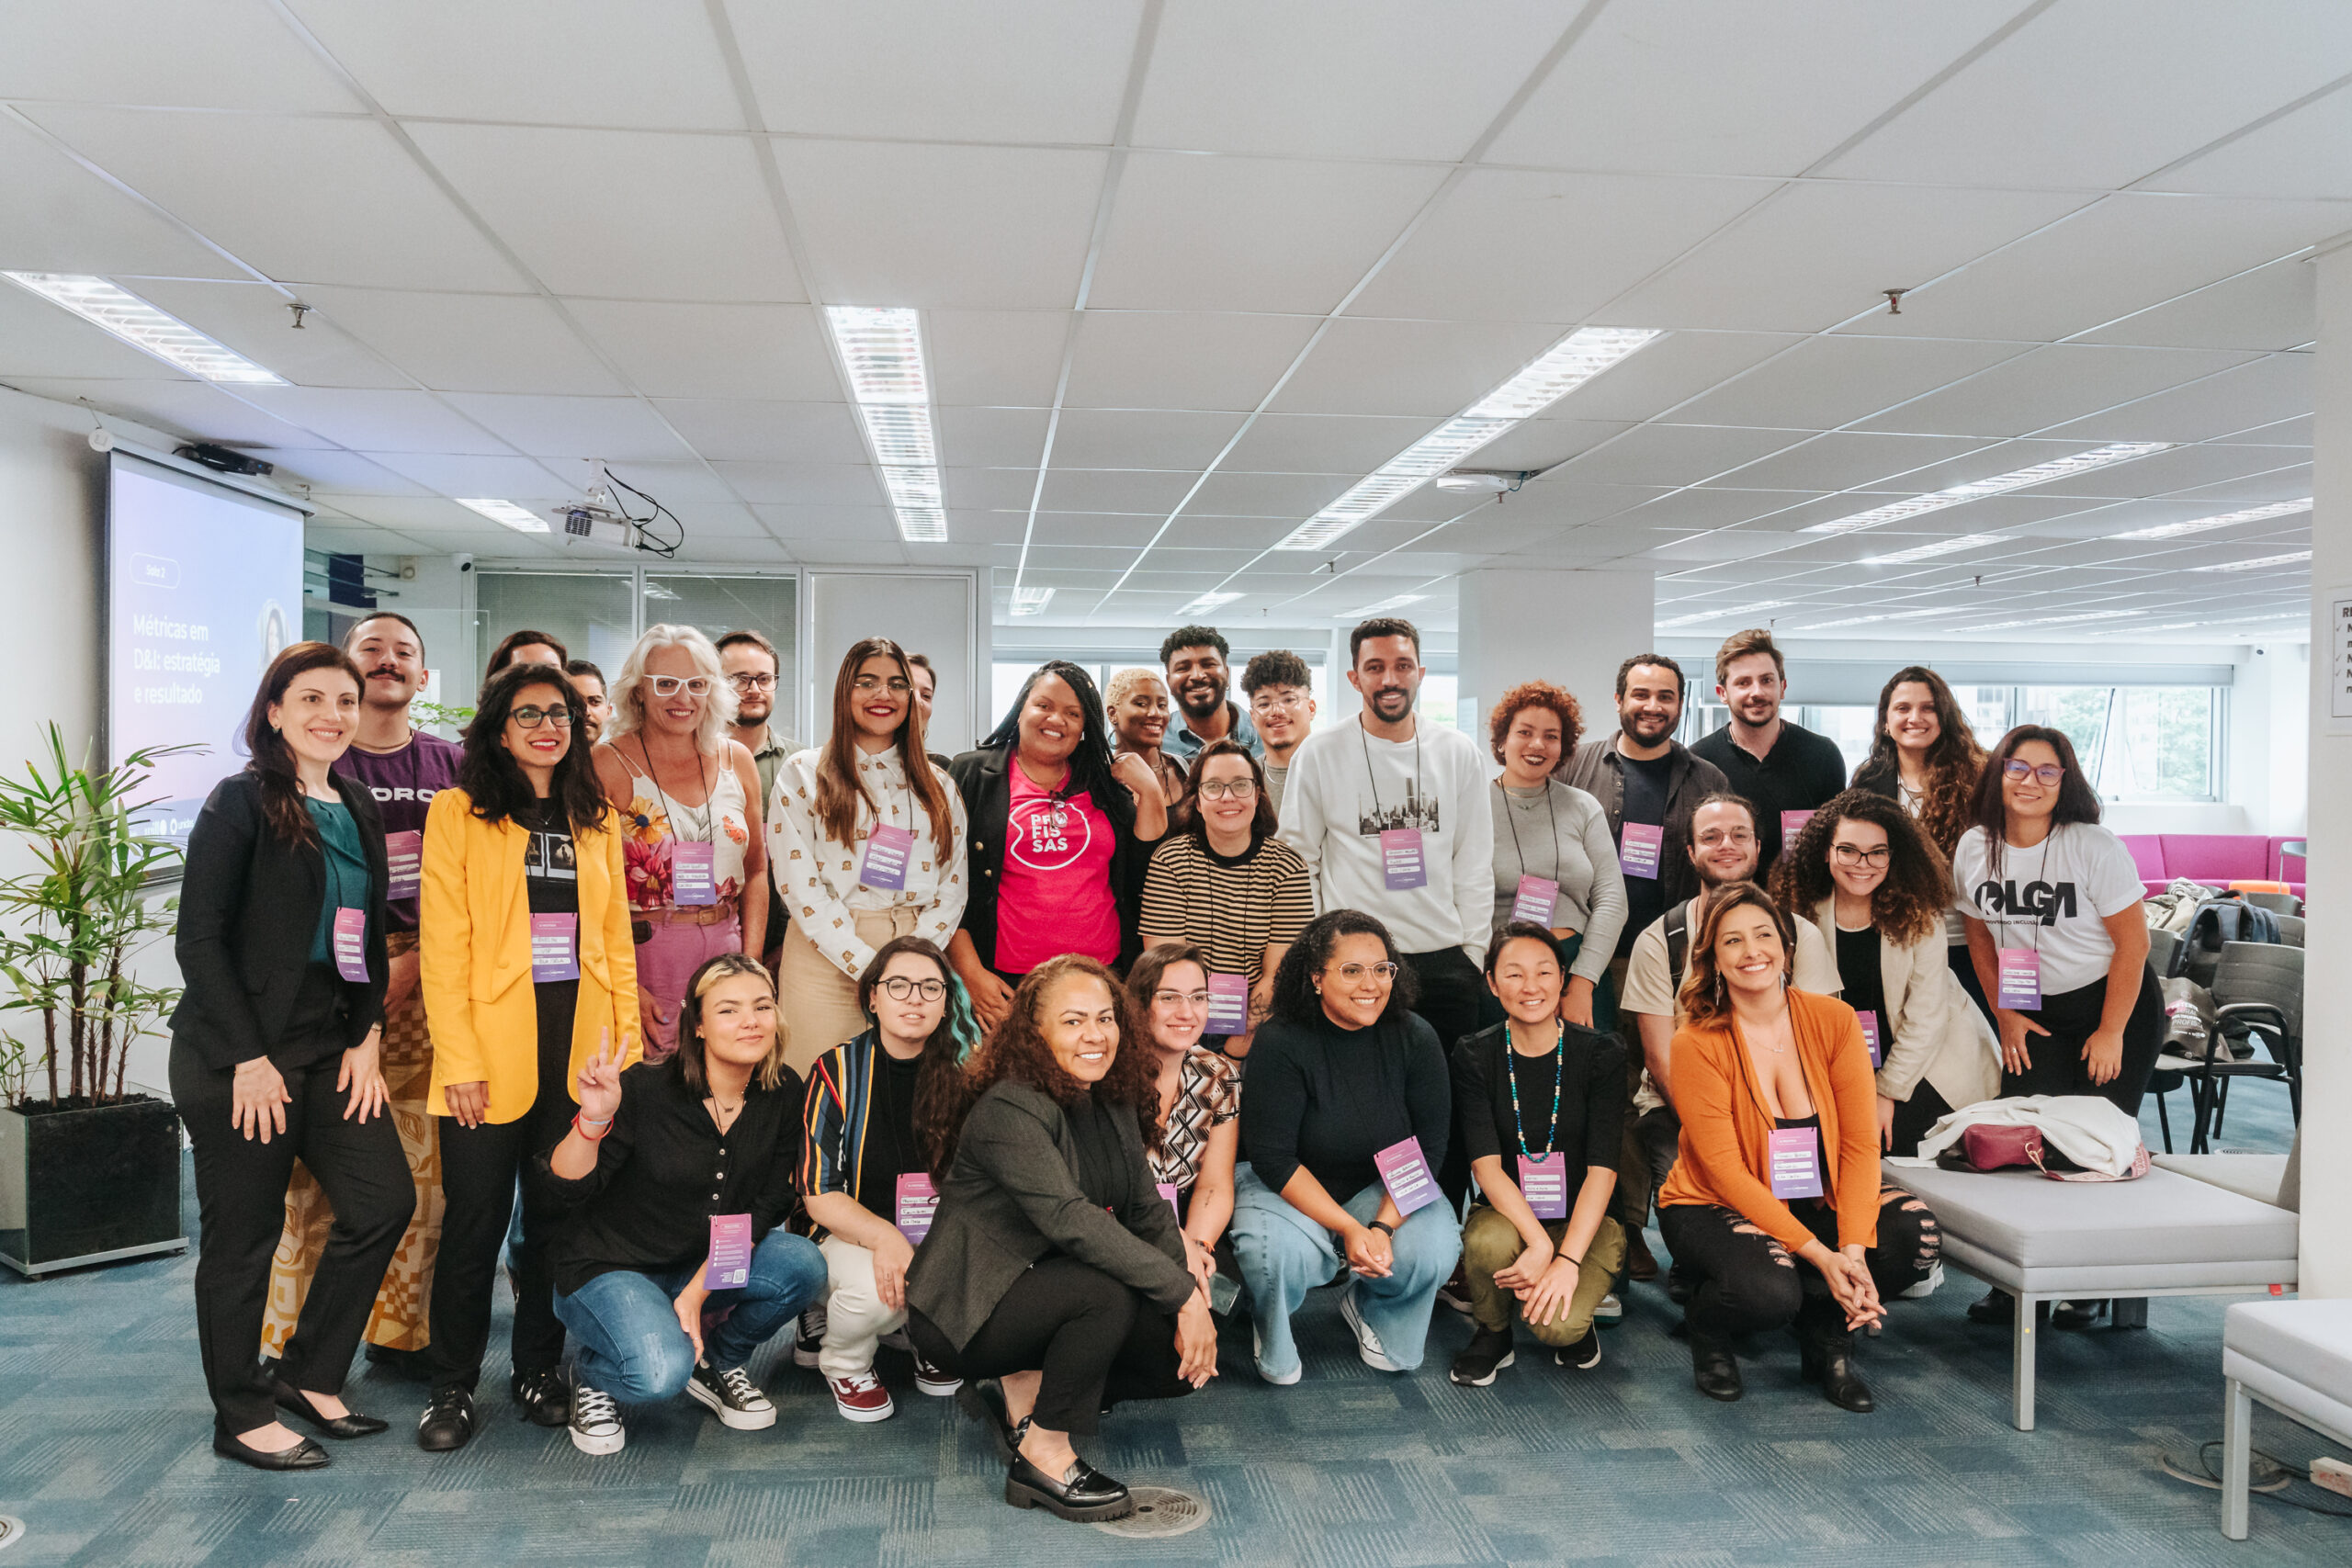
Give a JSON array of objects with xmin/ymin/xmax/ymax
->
[
  {"xmin": 768, "ymin": 638, "xmax": 967, "ymax": 1078},
  {"xmin": 593, "ymin": 626, "xmax": 768, "ymax": 1063},
  {"xmin": 1137, "ymin": 739, "xmax": 1314, "ymax": 1061}
]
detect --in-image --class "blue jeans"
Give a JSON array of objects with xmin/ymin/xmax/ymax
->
[
  {"xmin": 1228, "ymin": 1162, "xmax": 1461, "ymax": 1379},
  {"xmin": 552, "ymin": 1230, "xmax": 825, "ymax": 1403}
]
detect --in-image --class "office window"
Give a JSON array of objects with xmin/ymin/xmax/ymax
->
[
  {"xmin": 2020, "ymin": 685, "xmax": 2218, "ymax": 801},
  {"xmin": 474, "ymin": 571, "xmax": 638, "ymax": 689},
  {"xmin": 645, "ymin": 574, "xmax": 798, "ymax": 739}
]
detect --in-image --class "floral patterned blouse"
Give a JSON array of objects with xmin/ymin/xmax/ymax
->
[{"xmin": 619, "ymin": 753, "xmax": 749, "ymax": 912}]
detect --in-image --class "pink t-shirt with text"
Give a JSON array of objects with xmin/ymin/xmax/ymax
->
[{"xmin": 993, "ymin": 765, "xmax": 1120, "ymax": 973}]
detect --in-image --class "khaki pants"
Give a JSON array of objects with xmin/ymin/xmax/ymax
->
[
  {"xmin": 775, "ymin": 908, "xmax": 919, "ymax": 1077},
  {"xmin": 1462, "ymin": 1208, "xmax": 1626, "ymax": 1346},
  {"xmin": 817, "ymin": 1235, "xmax": 909, "ymax": 1382}
]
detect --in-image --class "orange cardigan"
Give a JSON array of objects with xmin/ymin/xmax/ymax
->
[
  {"xmin": 1659, "ymin": 988, "xmax": 1882, "ymax": 1253},
  {"xmin": 420, "ymin": 788, "xmax": 642, "ymax": 1123}
]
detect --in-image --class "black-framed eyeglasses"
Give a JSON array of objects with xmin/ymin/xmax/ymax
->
[
  {"xmin": 878, "ymin": 976, "xmax": 945, "ymax": 1001},
  {"xmin": 510, "ymin": 705, "xmax": 573, "ymax": 729},
  {"xmin": 2002, "ymin": 759, "xmax": 2064, "ymax": 785},
  {"xmin": 728, "ymin": 671, "xmax": 776, "ymax": 692},
  {"xmin": 1831, "ymin": 843, "xmax": 1891, "ymax": 867}
]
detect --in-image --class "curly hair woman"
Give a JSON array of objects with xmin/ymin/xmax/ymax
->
[
  {"xmin": 1484, "ymin": 679, "xmax": 1627, "ymax": 1031},
  {"xmin": 1657, "ymin": 883, "xmax": 1939, "ymax": 1415},
  {"xmin": 902, "ymin": 954, "xmax": 1214, "ymax": 1524},
  {"xmin": 1771, "ymin": 791, "xmax": 1998, "ymax": 1156},
  {"xmin": 1849, "ymin": 667, "xmax": 1989, "ymax": 1005}
]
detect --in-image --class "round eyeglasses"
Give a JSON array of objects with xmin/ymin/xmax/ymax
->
[{"xmin": 878, "ymin": 976, "xmax": 945, "ymax": 1002}]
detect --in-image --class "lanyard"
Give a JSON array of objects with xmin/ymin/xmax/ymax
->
[
  {"xmin": 1499, "ymin": 781, "xmax": 1565, "ymax": 884},
  {"xmin": 1503, "ymin": 1021, "xmax": 1565, "ymax": 1159},
  {"xmin": 1358, "ymin": 719, "xmax": 1422, "ymax": 821},
  {"xmin": 634, "ymin": 738, "xmax": 715, "ymax": 845}
]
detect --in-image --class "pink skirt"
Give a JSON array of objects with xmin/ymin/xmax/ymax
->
[{"xmin": 633, "ymin": 914, "xmax": 743, "ymax": 1062}]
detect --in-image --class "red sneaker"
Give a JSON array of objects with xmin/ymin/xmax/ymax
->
[{"xmin": 828, "ymin": 1371, "xmax": 894, "ymax": 1423}]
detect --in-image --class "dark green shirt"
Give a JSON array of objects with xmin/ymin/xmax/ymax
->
[{"xmin": 305, "ymin": 797, "xmax": 371, "ymax": 964}]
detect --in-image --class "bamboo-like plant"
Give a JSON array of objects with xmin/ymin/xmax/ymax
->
[{"xmin": 0, "ymin": 725, "xmax": 189, "ymax": 1109}]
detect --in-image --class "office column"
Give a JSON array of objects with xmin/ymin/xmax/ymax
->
[
  {"xmin": 2304, "ymin": 245, "xmax": 2351, "ymax": 1296},
  {"xmin": 1457, "ymin": 569, "xmax": 1656, "ymax": 750}
]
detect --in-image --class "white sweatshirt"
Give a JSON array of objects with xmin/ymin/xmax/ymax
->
[{"xmin": 1276, "ymin": 716, "xmax": 1494, "ymax": 961}]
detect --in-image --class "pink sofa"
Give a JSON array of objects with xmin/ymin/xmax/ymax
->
[{"xmin": 2118, "ymin": 833, "xmax": 2305, "ymax": 899}]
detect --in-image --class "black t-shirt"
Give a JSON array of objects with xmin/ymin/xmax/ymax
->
[
  {"xmin": 1065, "ymin": 1093, "xmax": 1137, "ymax": 1213},
  {"xmin": 1451, "ymin": 1021, "xmax": 1624, "ymax": 1178},
  {"xmin": 1690, "ymin": 719, "xmax": 1848, "ymax": 877},
  {"xmin": 518, "ymin": 797, "xmax": 580, "ymax": 917},
  {"xmin": 1616, "ymin": 750, "xmax": 1674, "ymax": 958},
  {"xmin": 867, "ymin": 1048, "xmax": 926, "ymax": 1190},
  {"xmin": 1834, "ymin": 921, "xmax": 1887, "ymax": 1057}
]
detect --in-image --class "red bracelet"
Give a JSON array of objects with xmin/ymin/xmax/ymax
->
[{"xmin": 573, "ymin": 1112, "xmax": 612, "ymax": 1141}]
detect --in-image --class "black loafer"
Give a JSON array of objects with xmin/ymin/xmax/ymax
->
[
  {"xmin": 2052, "ymin": 1299, "xmax": 2109, "ymax": 1331},
  {"xmin": 274, "ymin": 1382, "xmax": 389, "ymax": 1438},
  {"xmin": 956, "ymin": 1378, "xmax": 1019, "ymax": 1463},
  {"xmin": 214, "ymin": 1427, "xmax": 330, "ymax": 1471},
  {"xmin": 1965, "ymin": 1288, "xmax": 2016, "ymax": 1324},
  {"xmin": 1690, "ymin": 1334, "xmax": 1743, "ymax": 1402},
  {"xmin": 1004, "ymin": 1452, "xmax": 1134, "ymax": 1521},
  {"xmin": 511, "ymin": 1367, "xmax": 570, "ymax": 1428},
  {"xmin": 416, "ymin": 1386, "xmax": 478, "ymax": 1453}
]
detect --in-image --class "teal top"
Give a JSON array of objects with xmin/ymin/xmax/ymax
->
[{"xmin": 306, "ymin": 796, "xmax": 371, "ymax": 964}]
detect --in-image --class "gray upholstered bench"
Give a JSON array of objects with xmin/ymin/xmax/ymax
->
[
  {"xmin": 2222, "ymin": 1300, "xmax": 2352, "ymax": 1539},
  {"xmin": 1885, "ymin": 1164, "xmax": 2299, "ymax": 1430}
]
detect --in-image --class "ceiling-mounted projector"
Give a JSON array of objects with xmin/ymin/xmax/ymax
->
[
  {"xmin": 1433, "ymin": 468, "xmax": 1522, "ymax": 494},
  {"xmin": 552, "ymin": 498, "xmax": 642, "ymax": 550}
]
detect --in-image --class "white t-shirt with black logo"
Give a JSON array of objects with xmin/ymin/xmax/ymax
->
[{"xmin": 1951, "ymin": 822, "xmax": 2144, "ymax": 995}]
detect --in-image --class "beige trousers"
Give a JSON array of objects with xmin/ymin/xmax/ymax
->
[
  {"xmin": 776, "ymin": 907, "xmax": 920, "ymax": 1077},
  {"xmin": 817, "ymin": 1235, "xmax": 909, "ymax": 1382}
]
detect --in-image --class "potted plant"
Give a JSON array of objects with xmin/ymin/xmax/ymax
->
[{"xmin": 0, "ymin": 725, "xmax": 190, "ymax": 1275}]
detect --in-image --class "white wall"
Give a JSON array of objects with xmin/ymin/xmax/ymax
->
[
  {"xmin": 2302, "ymin": 246, "xmax": 2349, "ymax": 1297},
  {"xmin": 1458, "ymin": 569, "xmax": 1655, "ymax": 757}
]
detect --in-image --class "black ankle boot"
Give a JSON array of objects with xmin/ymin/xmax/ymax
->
[
  {"xmin": 1689, "ymin": 1332, "xmax": 1742, "ymax": 1402},
  {"xmin": 1800, "ymin": 1335, "xmax": 1876, "ymax": 1413}
]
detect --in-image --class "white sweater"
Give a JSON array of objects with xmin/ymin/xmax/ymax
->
[{"xmin": 1276, "ymin": 716, "xmax": 1494, "ymax": 960}]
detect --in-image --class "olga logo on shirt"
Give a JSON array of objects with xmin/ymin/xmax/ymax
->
[
  {"xmin": 1974, "ymin": 879, "xmax": 2078, "ymax": 925},
  {"xmin": 1010, "ymin": 794, "xmax": 1091, "ymax": 871}
]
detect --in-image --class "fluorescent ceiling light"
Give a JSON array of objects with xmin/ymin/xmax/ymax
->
[
  {"xmin": 1009, "ymin": 585, "xmax": 1054, "ymax": 616},
  {"xmin": 1798, "ymin": 608, "xmax": 1952, "ymax": 630},
  {"xmin": 2109, "ymin": 499, "xmax": 2312, "ymax": 541},
  {"xmin": 2195, "ymin": 550, "xmax": 2311, "ymax": 573},
  {"xmin": 456, "ymin": 498, "xmax": 548, "ymax": 535},
  {"xmin": 1955, "ymin": 609, "xmax": 2140, "ymax": 633},
  {"xmin": 1176, "ymin": 591, "xmax": 1241, "ymax": 616},
  {"xmin": 1656, "ymin": 601, "xmax": 1788, "ymax": 628},
  {"xmin": 1860, "ymin": 534, "xmax": 2012, "ymax": 566},
  {"xmin": 826, "ymin": 305, "xmax": 945, "ymax": 544},
  {"xmin": 1340, "ymin": 592, "xmax": 1426, "ymax": 617},
  {"xmin": 1801, "ymin": 443, "xmax": 2172, "ymax": 536},
  {"xmin": 1275, "ymin": 326, "xmax": 1658, "ymax": 551},
  {"xmin": 5, "ymin": 271, "xmax": 286, "ymax": 385}
]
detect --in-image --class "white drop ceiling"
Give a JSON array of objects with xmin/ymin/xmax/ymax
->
[{"xmin": 1, "ymin": 0, "xmax": 2345, "ymax": 645}]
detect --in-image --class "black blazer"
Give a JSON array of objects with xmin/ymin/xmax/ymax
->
[
  {"xmin": 170, "ymin": 770, "xmax": 390, "ymax": 1071},
  {"xmin": 905, "ymin": 1080, "xmax": 1193, "ymax": 1350},
  {"xmin": 946, "ymin": 745, "xmax": 1150, "ymax": 972}
]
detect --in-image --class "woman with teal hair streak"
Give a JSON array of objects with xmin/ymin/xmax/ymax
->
[{"xmin": 795, "ymin": 935, "xmax": 978, "ymax": 1422}]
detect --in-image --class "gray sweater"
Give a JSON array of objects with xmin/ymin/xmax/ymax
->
[{"xmin": 1488, "ymin": 779, "xmax": 1627, "ymax": 985}]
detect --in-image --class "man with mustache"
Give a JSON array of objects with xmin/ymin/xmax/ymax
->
[
  {"xmin": 1161, "ymin": 626, "xmax": 1261, "ymax": 762},
  {"xmin": 263, "ymin": 612, "xmax": 459, "ymax": 1374},
  {"xmin": 1690, "ymin": 628, "xmax": 1847, "ymax": 879}
]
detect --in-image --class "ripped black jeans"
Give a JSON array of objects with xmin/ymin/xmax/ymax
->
[{"xmin": 1659, "ymin": 1187, "xmax": 1939, "ymax": 1349}]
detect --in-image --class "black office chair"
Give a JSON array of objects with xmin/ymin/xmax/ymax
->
[
  {"xmin": 2241, "ymin": 890, "xmax": 2301, "ymax": 919},
  {"xmin": 2187, "ymin": 941, "xmax": 2302, "ymax": 1152},
  {"xmin": 2274, "ymin": 913, "xmax": 2304, "ymax": 948},
  {"xmin": 2148, "ymin": 926, "xmax": 2185, "ymax": 978}
]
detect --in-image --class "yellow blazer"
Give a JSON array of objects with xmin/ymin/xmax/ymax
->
[{"xmin": 421, "ymin": 787, "xmax": 642, "ymax": 1123}]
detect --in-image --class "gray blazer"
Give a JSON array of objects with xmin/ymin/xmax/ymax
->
[{"xmin": 906, "ymin": 1080, "xmax": 1195, "ymax": 1350}]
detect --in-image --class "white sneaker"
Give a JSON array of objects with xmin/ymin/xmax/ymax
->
[
  {"xmin": 1901, "ymin": 1261, "xmax": 1944, "ymax": 1300},
  {"xmin": 1251, "ymin": 1324, "xmax": 1300, "ymax": 1386},
  {"xmin": 1338, "ymin": 1284, "xmax": 1402, "ymax": 1372},
  {"xmin": 792, "ymin": 1305, "xmax": 827, "ymax": 1370},
  {"xmin": 826, "ymin": 1371, "xmax": 896, "ymax": 1423},
  {"xmin": 568, "ymin": 1381, "xmax": 625, "ymax": 1455},
  {"xmin": 686, "ymin": 1362, "xmax": 776, "ymax": 1431},
  {"xmin": 1593, "ymin": 1292, "xmax": 1623, "ymax": 1322}
]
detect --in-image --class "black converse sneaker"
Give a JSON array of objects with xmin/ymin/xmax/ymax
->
[
  {"xmin": 1449, "ymin": 1325, "xmax": 1515, "ymax": 1387},
  {"xmin": 568, "ymin": 1380, "xmax": 625, "ymax": 1456},
  {"xmin": 686, "ymin": 1362, "xmax": 776, "ymax": 1430},
  {"xmin": 792, "ymin": 1304, "xmax": 827, "ymax": 1370}
]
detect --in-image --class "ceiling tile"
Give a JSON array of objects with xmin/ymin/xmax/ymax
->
[
  {"xmin": 1487, "ymin": 1, "xmax": 2018, "ymax": 176},
  {"xmin": 1854, "ymin": 344, "xmax": 2264, "ymax": 438},
  {"xmin": 356, "ymin": 452, "xmax": 570, "ymax": 498},
  {"xmin": 129, "ymin": 279, "xmax": 410, "ymax": 389},
  {"xmin": 4, "ymin": 377, "xmax": 342, "ymax": 448},
  {"xmin": 1702, "ymin": 431, "xmax": 2000, "ymax": 494},
  {"xmin": 1, "ymin": 0, "xmax": 361, "ymax": 110},
  {"xmin": 937, "ymin": 405, "xmax": 1051, "ymax": 469},
  {"xmin": 565, "ymin": 300, "xmax": 837, "ymax": 400},
  {"xmin": 941, "ymin": 468, "xmax": 1039, "ymax": 513},
  {"xmin": 1467, "ymin": 417, "xmax": 1639, "ymax": 473},
  {"xmin": 1063, "ymin": 311, "xmax": 1319, "ymax": 411},
  {"xmin": 1183, "ymin": 472, "xmax": 1352, "ymax": 518},
  {"xmin": 752, "ymin": 502, "xmax": 910, "ymax": 543},
  {"xmin": 1222, "ymin": 413, "xmax": 1447, "ymax": 474},
  {"xmin": 1549, "ymin": 423, "xmax": 1806, "ymax": 489},
  {"xmin": 1134, "ymin": 0, "xmax": 1566, "ymax": 161},
  {"xmin": 21, "ymin": 107, "xmax": 526, "ymax": 290},
  {"xmin": 2032, "ymin": 353, "xmax": 2312, "ymax": 445},
  {"xmin": 1269, "ymin": 318, "xmax": 1579, "ymax": 418},
  {"xmin": 0, "ymin": 117, "xmax": 252, "ymax": 280},
  {"xmin": 404, "ymin": 123, "xmax": 805, "ymax": 301},
  {"xmin": 926, "ymin": 311, "xmax": 1070, "ymax": 407},
  {"xmin": 1049, "ymin": 409, "xmax": 1247, "ymax": 470},
  {"xmin": 1538, "ymin": 330, "xmax": 1802, "ymax": 423},
  {"xmin": 708, "ymin": 461, "xmax": 885, "ymax": 506},
  {"xmin": 733, "ymin": 0, "xmax": 1141, "ymax": 142},
  {"xmin": 295, "ymin": 288, "xmax": 626, "ymax": 395},
  {"xmin": 2147, "ymin": 85, "xmax": 2352, "ymax": 200},
  {"xmin": 244, "ymin": 448, "xmax": 429, "ymax": 495},
  {"xmin": 655, "ymin": 399, "xmax": 865, "ymax": 465},
  {"xmin": 0, "ymin": 280, "xmax": 198, "ymax": 378},
  {"xmin": 1671, "ymin": 334, "xmax": 2033, "ymax": 431},
  {"xmin": 772, "ymin": 141, "xmax": 1105, "ymax": 310},
  {"xmin": 1036, "ymin": 468, "xmax": 1196, "ymax": 514},
  {"xmin": 288, "ymin": 0, "xmax": 741, "ymax": 128},
  {"xmin": 2079, "ymin": 259, "xmax": 2314, "ymax": 352},
  {"xmin": 1089, "ymin": 153, "xmax": 1448, "ymax": 315},
  {"xmin": 438, "ymin": 393, "xmax": 693, "ymax": 461}
]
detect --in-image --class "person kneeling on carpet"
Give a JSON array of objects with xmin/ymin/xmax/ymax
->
[
  {"xmin": 904, "ymin": 954, "xmax": 1216, "ymax": 1524},
  {"xmin": 540, "ymin": 953, "xmax": 826, "ymax": 1455}
]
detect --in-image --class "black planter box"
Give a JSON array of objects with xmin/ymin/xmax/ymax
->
[{"xmin": 0, "ymin": 1089, "xmax": 185, "ymax": 1276}]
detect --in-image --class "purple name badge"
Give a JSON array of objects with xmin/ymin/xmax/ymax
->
[
  {"xmin": 859, "ymin": 823, "xmax": 917, "ymax": 891},
  {"xmin": 1205, "ymin": 972, "xmax": 1250, "ymax": 1035},
  {"xmin": 384, "ymin": 829, "xmax": 424, "ymax": 902},
  {"xmin": 895, "ymin": 1172, "xmax": 938, "ymax": 1242},
  {"xmin": 1996, "ymin": 946, "xmax": 2042, "ymax": 1010},
  {"xmin": 1768, "ymin": 1125, "xmax": 1825, "ymax": 1200},
  {"xmin": 1511, "ymin": 874, "xmax": 1560, "ymax": 927},
  {"xmin": 1374, "ymin": 1135, "xmax": 1441, "ymax": 1215},
  {"xmin": 531, "ymin": 912, "xmax": 579, "ymax": 983},
  {"xmin": 1620, "ymin": 820, "xmax": 1664, "ymax": 880},
  {"xmin": 1157, "ymin": 1181, "xmax": 1181, "ymax": 1213},
  {"xmin": 671, "ymin": 839, "xmax": 717, "ymax": 906},
  {"xmin": 332, "ymin": 907, "xmax": 369, "ymax": 983},
  {"xmin": 1859, "ymin": 1011, "xmax": 1883, "ymax": 1068},
  {"xmin": 1781, "ymin": 809, "xmax": 1815, "ymax": 844},
  {"xmin": 1378, "ymin": 827, "xmax": 1427, "ymax": 891},
  {"xmin": 704, "ymin": 1213, "xmax": 752, "ymax": 1290},
  {"xmin": 1518, "ymin": 1152, "xmax": 1568, "ymax": 1219}
]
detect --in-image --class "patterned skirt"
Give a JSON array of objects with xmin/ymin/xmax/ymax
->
[{"xmin": 261, "ymin": 930, "xmax": 445, "ymax": 1355}]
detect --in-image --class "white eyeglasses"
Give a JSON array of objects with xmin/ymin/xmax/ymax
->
[{"xmin": 648, "ymin": 675, "xmax": 713, "ymax": 698}]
